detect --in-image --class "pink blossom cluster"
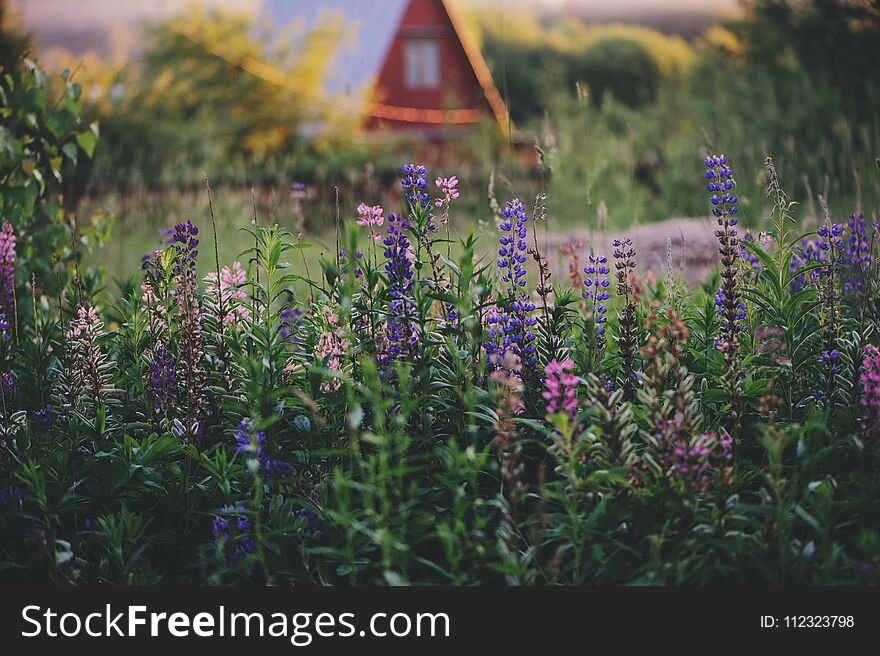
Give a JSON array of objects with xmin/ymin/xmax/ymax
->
[
  {"xmin": 315, "ymin": 306, "xmax": 348, "ymax": 392},
  {"xmin": 356, "ymin": 203, "xmax": 384, "ymax": 241},
  {"xmin": 356, "ymin": 204, "xmax": 384, "ymax": 227},
  {"xmin": 667, "ymin": 429, "xmax": 733, "ymax": 493},
  {"xmin": 860, "ymin": 344, "xmax": 880, "ymax": 432},
  {"xmin": 0, "ymin": 222, "xmax": 16, "ymax": 322},
  {"xmin": 434, "ymin": 176, "xmax": 460, "ymax": 208},
  {"xmin": 542, "ymin": 358, "xmax": 578, "ymax": 421},
  {"xmin": 66, "ymin": 305, "xmax": 101, "ymax": 340},
  {"xmin": 204, "ymin": 261, "xmax": 250, "ymax": 326}
]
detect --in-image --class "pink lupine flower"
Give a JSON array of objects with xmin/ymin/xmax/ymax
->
[
  {"xmin": 356, "ymin": 203, "xmax": 384, "ymax": 228},
  {"xmin": 315, "ymin": 306, "xmax": 348, "ymax": 392},
  {"xmin": 204, "ymin": 261, "xmax": 250, "ymax": 325},
  {"xmin": 860, "ymin": 345, "xmax": 880, "ymax": 437},
  {"xmin": 667, "ymin": 429, "xmax": 733, "ymax": 493},
  {"xmin": 62, "ymin": 304, "xmax": 113, "ymax": 420},
  {"xmin": 543, "ymin": 358, "xmax": 579, "ymax": 421},
  {"xmin": 66, "ymin": 305, "xmax": 100, "ymax": 340},
  {"xmin": 0, "ymin": 222, "xmax": 16, "ymax": 325},
  {"xmin": 434, "ymin": 176, "xmax": 460, "ymax": 208}
]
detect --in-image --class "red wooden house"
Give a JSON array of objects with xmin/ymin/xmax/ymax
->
[{"xmin": 266, "ymin": 0, "xmax": 509, "ymax": 142}]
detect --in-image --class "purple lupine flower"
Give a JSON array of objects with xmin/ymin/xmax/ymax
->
[
  {"xmin": 379, "ymin": 212, "xmax": 417, "ymax": 369},
  {"xmin": 171, "ymin": 221, "xmax": 205, "ymax": 442},
  {"xmin": 788, "ymin": 238, "xmax": 825, "ymax": 293},
  {"xmin": 485, "ymin": 199, "xmax": 537, "ymax": 373},
  {"xmin": 817, "ymin": 222, "xmax": 844, "ymax": 257},
  {"xmin": 280, "ymin": 297, "xmax": 304, "ymax": 343},
  {"xmin": 613, "ymin": 237, "xmax": 639, "ymax": 398},
  {"xmin": 842, "ymin": 213, "xmax": 871, "ymax": 294},
  {"xmin": 705, "ymin": 155, "xmax": 737, "ymax": 217},
  {"xmin": 401, "ymin": 164, "xmax": 430, "ymax": 210},
  {"xmin": 706, "ymin": 154, "xmax": 745, "ymax": 344},
  {"xmin": 0, "ymin": 370, "xmax": 15, "ymax": 395},
  {"xmin": 714, "ymin": 287, "xmax": 747, "ymax": 333},
  {"xmin": 171, "ymin": 221, "xmax": 200, "ymax": 283},
  {"xmin": 148, "ymin": 342, "xmax": 176, "ymax": 412},
  {"xmin": 583, "ymin": 255, "xmax": 611, "ymax": 352},
  {"xmin": 0, "ymin": 313, "xmax": 13, "ymax": 364},
  {"xmin": 30, "ymin": 408, "xmax": 52, "ymax": 432},
  {"xmin": 816, "ymin": 221, "xmax": 844, "ymax": 375},
  {"xmin": 211, "ymin": 505, "xmax": 256, "ymax": 564},
  {"xmin": 0, "ymin": 223, "xmax": 16, "ymax": 329},
  {"xmin": 0, "ymin": 485, "xmax": 22, "ymax": 510},
  {"xmin": 234, "ymin": 420, "xmax": 289, "ymax": 479},
  {"xmin": 668, "ymin": 431, "xmax": 733, "ymax": 493}
]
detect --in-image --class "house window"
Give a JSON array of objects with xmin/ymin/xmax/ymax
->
[{"xmin": 404, "ymin": 39, "xmax": 440, "ymax": 89}]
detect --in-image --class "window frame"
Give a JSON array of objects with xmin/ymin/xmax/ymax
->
[{"xmin": 403, "ymin": 38, "xmax": 440, "ymax": 89}]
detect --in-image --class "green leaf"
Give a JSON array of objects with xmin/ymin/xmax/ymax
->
[
  {"xmin": 76, "ymin": 130, "xmax": 97, "ymax": 158},
  {"xmin": 62, "ymin": 141, "xmax": 78, "ymax": 165}
]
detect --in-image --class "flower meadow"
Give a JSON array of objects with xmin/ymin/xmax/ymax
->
[{"xmin": 1, "ymin": 149, "xmax": 880, "ymax": 586}]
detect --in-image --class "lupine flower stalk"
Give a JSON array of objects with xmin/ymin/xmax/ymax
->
[
  {"xmin": 583, "ymin": 255, "xmax": 610, "ymax": 354},
  {"xmin": 0, "ymin": 226, "xmax": 15, "ymax": 400},
  {"xmin": 203, "ymin": 262, "xmax": 250, "ymax": 327},
  {"xmin": 147, "ymin": 342, "xmax": 176, "ymax": 413},
  {"xmin": 860, "ymin": 344, "xmax": 880, "ymax": 443},
  {"xmin": 379, "ymin": 212, "xmax": 416, "ymax": 370},
  {"xmin": 706, "ymin": 154, "xmax": 744, "ymax": 345},
  {"xmin": 171, "ymin": 221, "xmax": 205, "ymax": 441},
  {"xmin": 586, "ymin": 373, "xmax": 635, "ymax": 466},
  {"xmin": 543, "ymin": 358, "xmax": 579, "ymax": 425},
  {"xmin": 212, "ymin": 506, "xmax": 256, "ymax": 565},
  {"xmin": 59, "ymin": 305, "xmax": 113, "ymax": 421},
  {"xmin": 234, "ymin": 419, "xmax": 287, "ymax": 479},
  {"xmin": 0, "ymin": 223, "xmax": 15, "ymax": 335},
  {"xmin": 666, "ymin": 432, "xmax": 733, "ymax": 493},
  {"xmin": 315, "ymin": 306, "xmax": 349, "ymax": 392},
  {"xmin": 640, "ymin": 310, "xmax": 693, "ymax": 433},
  {"xmin": 788, "ymin": 238, "xmax": 825, "ymax": 293},
  {"xmin": 843, "ymin": 212, "xmax": 871, "ymax": 295},
  {"xmin": 435, "ymin": 175, "xmax": 459, "ymax": 261},
  {"xmin": 356, "ymin": 203, "xmax": 384, "ymax": 262},
  {"xmin": 613, "ymin": 237, "xmax": 639, "ymax": 399},
  {"xmin": 485, "ymin": 200, "xmax": 537, "ymax": 375},
  {"xmin": 706, "ymin": 154, "xmax": 744, "ymax": 429},
  {"xmin": 817, "ymin": 197, "xmax": 844, "ymax": 399},
  {"xmin": 401, "ymin": 164, "xmax": 430, "ymax": 211}
]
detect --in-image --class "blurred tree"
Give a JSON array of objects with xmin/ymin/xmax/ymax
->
[
  {"xmin": 135, "ymin": 6, "xmax": 351, "ymax": 158},
  {"xmin": 734, "ymin": 0, "xmax": 880, "ymax": 122},
  {"xmin": 61, "ymin": 5, "xmax": 360, "ymax": 190},
  {"xmin": 573, "ymin": 38, "xmax": 661, "ymax": 107},
  {"xmin": 0, "ymin": 53, "xmax": 105, "ymax": 322},
  {"xmin": 0, "ymin": 2, "xmax": 30, "ymax": 72},
  {"xmin": 473, "ymin": 11, "xmax": 693, "ymax": 121}
]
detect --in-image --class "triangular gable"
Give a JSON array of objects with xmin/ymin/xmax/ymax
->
[
  {"xmin": 368, "ymin": 0, "xmax": 508, "ymax": 132},
  {"xmin": 440, "ymin": 0, "xmax": 509, "ymax": 130}
]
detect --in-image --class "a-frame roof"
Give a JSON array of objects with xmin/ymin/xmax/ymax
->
[
  {"xmin": 263, "ymin": 0, "xmax": 508, "ymax": 129},
  {"xmin": 263, "ymin": 0, "xmax": 411, "ymax": 96}
]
